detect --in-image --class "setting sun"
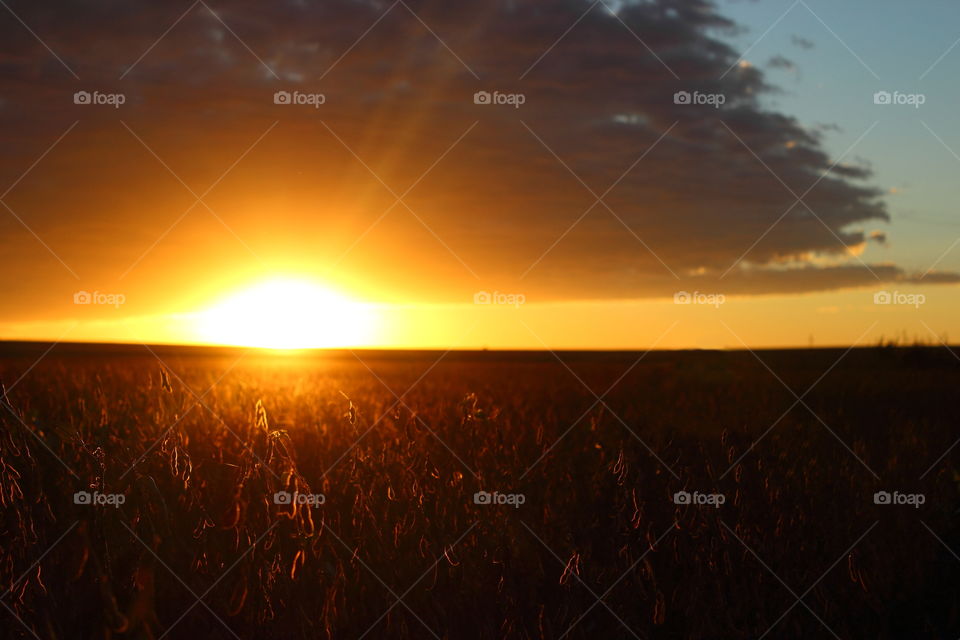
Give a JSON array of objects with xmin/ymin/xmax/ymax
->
[
  {"xmin": 5, "ymin": 2, "xmax": 960, "ymax": 637},
  {"xmin": 193, "ymin": 278, "xmax": 378, "ymax": 349}
]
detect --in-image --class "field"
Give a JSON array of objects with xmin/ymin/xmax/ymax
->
[{"xmin": 0, "ymin": 343, "xmax": 958, "ymax": 639}]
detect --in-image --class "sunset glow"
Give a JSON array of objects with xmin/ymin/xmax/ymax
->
[
  {"xmin": 3, "ymin": 2, "xmax": 960, "ymax": 638},
  {"xmin": 193, "ymin": 278, "xmax": 378, "ymax": 349},
  {"xmin": 0, "ymin": 0, "xmax": 957, "ymax": 350}
]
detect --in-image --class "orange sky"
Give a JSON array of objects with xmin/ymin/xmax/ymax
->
[{"xmin": 1, "ymin": 0, "xmax": 958, "ymax": 349}]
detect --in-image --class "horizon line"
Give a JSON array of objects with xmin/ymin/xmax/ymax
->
[{"xmin": 0, "ymin": 338, "xmax": 950, "ymax": 354}]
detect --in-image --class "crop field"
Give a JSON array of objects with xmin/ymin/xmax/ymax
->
[{"xmin": 0, "ymin": 343, "xmax": 958, "ymax": 639}]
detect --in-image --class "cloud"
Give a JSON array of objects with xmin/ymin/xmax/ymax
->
[
  {"xmin": 0, "ymin": 0, "xmax": 954, "ymax": 312},
  {"xmin": 868, "ymin": 230, "xmax": 888, "ymax": 247},
  {"xmin": 766, "ymin": 55, "xmax": 796, "ymax": 72}
]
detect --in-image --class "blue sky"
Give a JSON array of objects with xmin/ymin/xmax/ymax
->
[{"xmin": 721, "ymin": 0, "xmax": 960, "ymax": 275}]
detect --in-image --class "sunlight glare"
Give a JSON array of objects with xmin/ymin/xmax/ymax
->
[{"xmin": 194, "ymin": 278, "xmax": 377, "ymax": 349}]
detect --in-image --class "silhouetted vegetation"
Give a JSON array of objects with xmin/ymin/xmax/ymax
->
[{"xmin": 0, "ymin": 345, "xmax": 958, "ymax": 638}]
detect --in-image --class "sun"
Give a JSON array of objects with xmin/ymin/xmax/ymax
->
[{"xmin": 194, "ymin": 278, "xmax": 378, "ymax": 349}]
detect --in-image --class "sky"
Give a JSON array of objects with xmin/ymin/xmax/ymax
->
[{"xmin": 0, "ymin": 0, "xmax": 958, "ymax": 349}]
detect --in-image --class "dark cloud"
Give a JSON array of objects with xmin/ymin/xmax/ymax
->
[
  {"xmin": 766, "ymin": 55, "xmax": 796, "ymax": 72},
  {"xmin": 908, "ymin": 271, "xmax": 960, "ymax": 285},
  {"xmin": 0, "ymin": 0, "xmax": 953, "ymax": 313},
  {"xmin": 868, "ymin": 230, "xmax": 888, "ymax": 247},
  {"xmin": 791, "ymin": 34, "xmax": 815, "ymax": 50}
]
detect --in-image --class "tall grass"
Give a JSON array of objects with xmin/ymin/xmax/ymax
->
[{"xmin": 0, "ymin": 347, "xmax": 957, "ymax": 638}]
